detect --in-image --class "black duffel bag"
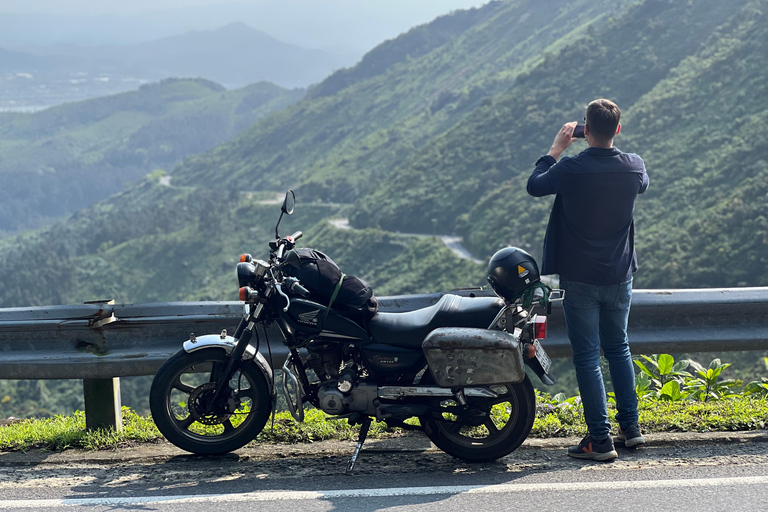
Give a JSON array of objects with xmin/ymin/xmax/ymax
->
[{"xmin": 283, "ymin": 248, "xmax": 378, "ymax": 322}]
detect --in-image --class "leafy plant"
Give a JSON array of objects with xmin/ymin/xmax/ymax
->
[
  {"xmin": 634, "ymin": 372, "xmax": 657, "ymax": 400},
  {"xmin": 743, "ymin": 357, "xmax": 768, "ymax": 397},
  {"xmin": 634, "ymin": 354, "xmax": 692, "ymax": 389},
  {"xmin": 633, "ymin": 354, "xmax": 746, "ymax": 402},
  {"xmin": 743, "ymin": 379, "xmax": 768, "ymax": 397},
  {"xmin": 659, "ymin": 380, "xmax": 686, "ymax": 402},
  {"xmin": 684, "ymin": 359, "xmax": 741, "ymax": 402}
]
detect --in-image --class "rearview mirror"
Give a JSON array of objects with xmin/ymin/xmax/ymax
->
[{"xmin": 282, "ymin": 190, "xmax": 295, "ymax": 215}]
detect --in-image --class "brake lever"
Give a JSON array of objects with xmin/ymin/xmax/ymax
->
[
  {"xmin": 275, "ymin": 282, "xmax": 291, "ymax": 312},
  {"xmin": 268, "ymin": 269, "xmax": 291, "ymax": 312}
]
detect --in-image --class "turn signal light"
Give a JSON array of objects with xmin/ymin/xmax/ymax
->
[
  {"xmin": 239, "ymin": 287, "xmax": 259, "ymax": 302},
  {"xmin": 534, "ymin": 315, "xmax": 547, "ymax": 339},
  {"xmin": 523, "ymin": 343, "xmax": 536, "ymax": 359},
  {"xmin": 240, "ymin": 253, "xmax": 252, "ymax": 263}
]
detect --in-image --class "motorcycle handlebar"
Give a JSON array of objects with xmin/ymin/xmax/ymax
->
[
  {"xmin": 274, "ymin": 232, "xmax": 302, "ymax": 261},
  {"xmin": 287, "ymin": 279, "xmax": 311, "ymax": 298}
]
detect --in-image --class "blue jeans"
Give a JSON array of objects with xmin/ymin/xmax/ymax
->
[{"xmin": 561, "ymin": 278, "xmax": 638, "ymax": 440}]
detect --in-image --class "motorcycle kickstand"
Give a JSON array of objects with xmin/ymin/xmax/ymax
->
[{"xmin": 345, "ymin": 417, "xmax": 372, "ymax": 475}]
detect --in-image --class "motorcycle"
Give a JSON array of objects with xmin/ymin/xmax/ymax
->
[{"xmin": 150, "ymin": 191, "xmax": 561, "ymax": 472}]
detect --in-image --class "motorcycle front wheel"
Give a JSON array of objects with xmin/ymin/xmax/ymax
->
[
  {"xmin": 149, "ymin": 348, "xmax": 271, "ymax": 455},
  {"xmin": 420, "ymin": 374, "xmax": 536, "ymax": 462}
]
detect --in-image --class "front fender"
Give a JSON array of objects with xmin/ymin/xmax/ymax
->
[{"xmin": 182, "ymin": 334, "xmax": 274, "ymax": 391}]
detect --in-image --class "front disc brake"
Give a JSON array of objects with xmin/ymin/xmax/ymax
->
[{"xmin": 188, "ymin": 382, "xmax": 235, "ymax": 425}]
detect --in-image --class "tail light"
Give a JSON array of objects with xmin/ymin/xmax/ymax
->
[{"xmin": 533, "ymin": 315, "xmax": 547, "ymax": 339}]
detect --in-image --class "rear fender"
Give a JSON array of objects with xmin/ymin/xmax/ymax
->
[
  {"xmin": 182, "ymin": 334, "xmax": 274, "ymax": 391},
  {"xmin": 525, "ymin": 356, "xmax": 557, "ymax": 386}
]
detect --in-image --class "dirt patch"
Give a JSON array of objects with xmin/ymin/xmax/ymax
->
[{"xmin": 2, "ymin": 430, "xmax": 768, "ymax": 494}]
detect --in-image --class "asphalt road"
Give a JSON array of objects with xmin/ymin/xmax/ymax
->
[{"xmin": 1, "ymin": 431, "xmax": 768, "ymax": 511}]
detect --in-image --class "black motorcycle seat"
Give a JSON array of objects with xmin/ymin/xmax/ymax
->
[{"xmin": 368, "ymin": 294, "xmax": 504, "ymax": 348}]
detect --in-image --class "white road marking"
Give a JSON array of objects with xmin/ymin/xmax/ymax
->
[{"xmin": 2, "ymin": 475, "xmax": 768, "ymax": 508}]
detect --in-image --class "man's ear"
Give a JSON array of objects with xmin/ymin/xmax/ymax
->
[{"xmin": 616, "ymin": 124, "xmax": 621, "ymax": 135}]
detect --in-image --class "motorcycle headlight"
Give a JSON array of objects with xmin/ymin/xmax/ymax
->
[
  {"xmin": 237, "ymin": 259, "xmax": 270, "ymax": 288},
  {"xmin": 237, "ymin": 262, "xmax": 256, "ymax": 287}
]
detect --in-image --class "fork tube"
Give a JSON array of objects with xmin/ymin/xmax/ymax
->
[
  {"xmin": 210, "ymin": 302, "xmax": 264, "ymax": 403},
  {"xmin": 232, "ymin": 310, "xmax": 249, "ymax": 339}
]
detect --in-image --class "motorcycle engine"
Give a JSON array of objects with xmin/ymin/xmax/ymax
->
[
  {"xmin": 307, "ymin": 344, "xmax": 343, "ymax": 382},
  {"xmin": 317, "ymin": 363, "xmax": 359, "ymax": 415},
  {"xmin": 308, "ymin": 345, "xmax": 375, "ymax": 415}
]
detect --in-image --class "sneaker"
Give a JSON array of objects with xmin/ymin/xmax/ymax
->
[
  {"xmin": 567, "ymin": 435, "xmax": 618, "ymax": 461},
  {"xmin": 616, "ymin": 424, "xmax": 646, "ymax": 448}
]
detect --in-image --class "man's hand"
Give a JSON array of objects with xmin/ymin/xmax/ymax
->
[{"xmin": 548, "ymin": 121, "xmax": 578, "ymax": 161}]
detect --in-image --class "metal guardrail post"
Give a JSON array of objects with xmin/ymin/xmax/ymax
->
[{"xmin": 83, "ymin": 378, "xmax": 122, "ymax": 431}]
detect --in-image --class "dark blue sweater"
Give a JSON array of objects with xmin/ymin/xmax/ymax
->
[{"xmin": 527, "ymin": 147, "xmax": 649, "ymax": 285}]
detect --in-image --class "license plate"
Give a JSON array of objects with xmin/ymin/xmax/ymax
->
[{"xmin": 533, "ymin": 340, "xmax": 552, "ymax": 374}]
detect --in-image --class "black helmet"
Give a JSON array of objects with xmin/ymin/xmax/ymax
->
[{"xmin": 487, "ymin": 247, "xmax": 541, "ymax": 302}]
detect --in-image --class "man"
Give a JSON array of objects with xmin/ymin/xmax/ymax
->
[{"xmin": 527, "ymin": 99, "xmax": 649, "ymax": 461}]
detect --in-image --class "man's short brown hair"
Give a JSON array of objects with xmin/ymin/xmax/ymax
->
[{"xmin": 586, "ymin": 99, "xmax": 621, "ymax": 141}]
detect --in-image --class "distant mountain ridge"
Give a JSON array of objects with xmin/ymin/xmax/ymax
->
[
  {"xmin": 34, "ymin": 23, "xmax": 354, "ymax": 88},
  {"xmin": 0, "ymin": 78, "xmax": 304, "ymax": 233},
  {"xmin": 0, "ymin": 47, "xmax": 53, "ymax": 71}
]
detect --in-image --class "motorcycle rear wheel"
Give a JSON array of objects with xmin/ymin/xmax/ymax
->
[
  {"xmin": 150, "ymin": 348, "xmax": 271, "ymax": 455},
  {"xmin": 420, "ymin": 374, "xmax": 536, "ymax": 462}
]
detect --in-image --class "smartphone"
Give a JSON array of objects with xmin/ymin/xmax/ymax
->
[{"xmin": 572, "ymin": 124, "xmax": 585, "ymax": 138}]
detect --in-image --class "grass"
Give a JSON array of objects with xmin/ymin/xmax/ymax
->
[
  {"xmin": 2, "ymin": 396, "xmax": 767, "ymax": 452},
  {"xmin": 531, "ymin": 392, "xmax": 768, "ymax": 438}
]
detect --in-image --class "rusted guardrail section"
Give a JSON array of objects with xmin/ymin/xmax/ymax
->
[{"xmin": 1, "ymin": 288, "xmax": 767, "ymax": 429}]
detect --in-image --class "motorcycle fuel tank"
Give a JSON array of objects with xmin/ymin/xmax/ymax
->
[
  {"xmin": 286, "ymin": 299, "xmax": 370, "ymax": 342},
  {"xmin": 422, "ymin": 328, "xmax": 525, "ymax": 387}
]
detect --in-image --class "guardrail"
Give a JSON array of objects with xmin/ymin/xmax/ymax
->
[{"xmin": 1, "ymin": 287, "xmax": 767, "ymax": 429}]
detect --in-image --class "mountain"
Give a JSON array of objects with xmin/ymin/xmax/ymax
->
[
  {"xmin": 3, "ymin": 23, "xmax": 354, "ymax": 89},
  {"xmin": 174, "ymin": 0, "xmax": 630, "ymax": 197},
  {"xmin": 348, "ymin": 0, "xmax": 768, "ymax": 289},
  {"xmin": 0, "ymin": 78, "xmax": 304, "ymax": 233},
  {"xmin": 0, "ymin": 47, "xmax": 56, "ymax": 72},
  {"xmin": 0, "ymin": 23, "xmax": 349, "ymax": 111},
  {"xmin": 51, "ymin": 23, "xmax": 354, "ymax": 89},
  {"xmin": 0, "ymin": 0, "xmax": 765, "ymax": 312},
  {"xmin": 0, "ymin": 1, "xmax": 489, "ymax": 55}
]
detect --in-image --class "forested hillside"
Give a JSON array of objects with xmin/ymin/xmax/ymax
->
[
  {"xmin": 0, "ymin": 0, "xmax": 765, "ymax": 308},
  {"xmin": 173, "ymin": 0, "xmax": 630, "ymax": 199},
  {"xmin": 0, "ymin": 79, "xmax": 303, "ymax": 233},
  {"xmin": 350, "ymin": 0, "xmax": 768, "ymax": 289}
]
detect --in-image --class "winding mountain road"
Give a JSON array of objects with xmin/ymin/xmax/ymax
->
[{"xmin": 329, "ymin": 218, "xmax": 484, "ymax": 264}]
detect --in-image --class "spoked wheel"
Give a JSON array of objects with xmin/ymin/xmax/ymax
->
[
  {"xmin": 150, "ymin": 348, "xmax": 271, "ymax": 455},
  {"xmin": 420, "ymin": 375, "xmax": 536, "ymax": 462}
]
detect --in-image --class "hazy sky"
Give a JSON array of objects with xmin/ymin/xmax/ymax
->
[
  {"xmin": 3, "ymin": 0, "xmax": 490, "ymax": 17},
  {"xmin": 0, "ymin": 0, "xmax": 492, "ymax": 53}
]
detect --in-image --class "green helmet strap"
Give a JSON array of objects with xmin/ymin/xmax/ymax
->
[{"xmin": 521, "ymin": 282, "xmax": 551, "ymax": 308}]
